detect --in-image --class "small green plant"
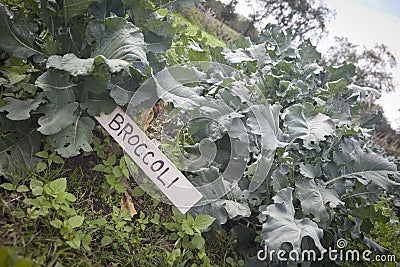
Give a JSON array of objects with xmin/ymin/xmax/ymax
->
[
  {"xmin": 1, "ymin": 158, "xmax": 176, "ymax": 266},
  {"xmin": 50, "ymin": 215, "xmax": 91, "ymax": 250},
  {"xmin": 341, "ymin": 197, "xmax": 400, "ymax": 267},
  {"xmin": 23, "ymin": 178, "xmax": 76, "ymax": 218},
  {"xmin": 35, "ymin": 141, "xmax": 65, "ymax": 172},
  {"xmin": 164, "ymin": 208, "xmax": 215, "ymax": 266},
  {"xmin": 92, "ymin": 135, "xmax": 121, "ymax": 159},
  {"xmin": 0, "ymin": 57, "xmax": 40, "ymax": 100},
  {"xmin": 0, "ymin": 180, "xmax": 29, "ymax": 193},
  {"xmin": 93, "ymin": 155, "xmax": 135, "ymax": 194},
  {"xmin": 0, "ymin": 247, "xmax": 33, "ymax": 267},
  {"xmin": 95, "ymin": 206, "xmax": 134, "ymax": 251},
  {"xmin": 4, "ymin": 177, "xmax": 92, "ymax": 251}
]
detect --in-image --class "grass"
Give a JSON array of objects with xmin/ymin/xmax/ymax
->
[
  {"xmin": 2, "ymin": 6, "xmax": 398, "ymax": 267},
  {"xmin": 178, "ymin": 8, "xmax": 240, "ymax": 44},
  {"xmin": 0, "ymin": 165, "xmax": 167, "ymax": 266},
  {"xmin": 0, "ymin": 130, "xmax": 243, "ymax": 266},
  {"xmin": 172, "ymin": 12, "xmax": 227, "ymax": 48}
]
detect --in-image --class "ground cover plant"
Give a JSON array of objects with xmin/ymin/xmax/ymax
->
[{"xmin": 0, "ymin": 0, "xmax": 399, "ymax": 266}]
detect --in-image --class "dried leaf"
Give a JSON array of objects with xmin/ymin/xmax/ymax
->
[{"xmin": 120, "ymin": 191, "xmax": 137, "ymax": 217}]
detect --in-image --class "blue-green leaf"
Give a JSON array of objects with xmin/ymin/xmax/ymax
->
[
  {"xmin": 89, "ymin": 17, "xmax": 148, "ymax": 65},
  {"xmin": 328, "ymin": 138, "xmax": 400, "ymax": 190},
  {"xmin": 0, "ymin": 97, "xmax": 45, "ymax": 121},
  {"xmin": 63, "ymin": 0, "xmax": 92, "ymax": 23},
  {"xmin": 296, "ymin": 178, "xmax": 343, "ymax": 222},
  {"xmin": 0, "ymin": 4, "xmax": 44, "ymax": 59},
  {"xmin": 260, "ymin": 188, "xmax": 324, "ymax": 253},
  {"xmin": 37, "ymin": 103, "xmax": 79, "ymax": 135},
  {"xmin": 283, "ymin": 104, "xmax": 335, "ymax": 149},
  {"xmin": 49, "ymin": 116, "xmax": 95, "ymax": 158},
  {"xmin": 0, "ymin": 116, "xmax": 40, "ymax": 177}
]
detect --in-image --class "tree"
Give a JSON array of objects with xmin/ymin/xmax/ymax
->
[
  {"xmin": 220, "ymin": 0, "xmax": 238, "ymax": 24},
  {"xmin": 322, "ymin": 36, "xmax": 397, "ymax": 92},
  {"xmin": 205, "ymin": 0, "xmax": 237, "ymax": 23},
  {"xmin": 204, "ymin": 0, "xmax": 225, "ymax": 19},
  {"xmin": 244, "ymin": 0, "xmax": 334, "ymax": 40},
  {"xmin": 204, "ymin": 0, "xmax": 259, "ymax": 41}
]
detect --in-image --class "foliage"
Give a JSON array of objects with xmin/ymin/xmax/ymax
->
[
  {"xmin": 35, "ymin": 140, "xmax": 65, "ymax": 172},
  {"xmin": 93, "ymin": 154, "xmax": 134, "ymax": 194},
  {"xmin": 322, "ymin": 36, "xmax": 398, "ymax": 93},
  {"xmin": 0, "ymin": 247, "xmax": 33, "ymax": 267},
  {"xmin": 164, "ymin": 208, "xmax": 216, "ymax": 266},
  {"xmin": 141, "ymin": 24, "xmax": 399, "ymax": 265},
  {"xmin": 202, "ymin": 0, "xmax": 259, "ymax": 41},
  {"xmin": 0, "ymin": 0, "xmax": 399, "ymax": 266},
  {"xmin": 1, "ymin": 175, "xmax": 92, "ymax": 250},
  {"xmin": 179, "ymin": 7, "xmax": 241, "ymax": 43},
  {"xmin": 0, "ymin": 0, "xmax": 205, "ymax": 177},
  {"xmin": 341, "ymin": 197, "xmax": 400, "ymax": 267},
  {"xmin": 0, "ymin": 159, "xmax": 240, "ymax": 266},
  {"xmin": 242, "ymin": 0, "xmax": 335, "ymax": 40},
  {"xmin": 173, "ymin": 12, "xmax": 227, "ymax": 47}
]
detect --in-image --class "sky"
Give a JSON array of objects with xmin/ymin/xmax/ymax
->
[
  {"xmin": 322, "ymin": 0, "xmax": 400, "ymax": 130},
  {"xmin": 220, "ymin": 0, "xmax": 400, "ymax": 130}
]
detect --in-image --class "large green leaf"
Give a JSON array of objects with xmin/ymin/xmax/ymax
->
[
  {"xmin": 246, "ymin": 152, "xmax": 274, "ymax": 193},
  {"xmin": 80, "ymin": 91, "xmax": 116, "ymax": 116},
  {"xmin": 0, "ymin": 114, "xmax": 40, "ymax": 177},
  {"xmin": 0, "ymin": 97, "xmax": 45, "ymax": 120},
  {"xmin": 35, "ymin": 69, "xmax": 76, "ymax": 105},
  {"xmin": 47, "ymin": 54, "xmax": 96, "ymax": 76},
  {"xmin": 0, "ymin": 3, "xmax": 44, "ymax": 59},
  {"xmin": 270, "ymin": 169, "xmax": 290, "ymax": 193},
  {"xmin": 222, "ymin": 49, "xmax": 256, "ymax": 64},
  {"xmin": 296, "ymin": 178, "xmax": 343, "ymax": 222},
  {"xmin": 247, "ymin": 104, "xmax": 283, "ymax": 151},
  {"xmin": 223, "ymin": 200, "xmax": 251, "ymax": 219},
  {"xmin": 327, "ymin": 63, "xmax": 356, "ymax": 82},
  {"xmin": 47, "ymin": 54, "xmax": 129, "ymax": 76},
  {"xmin": 260, "ymin": 188, "xmax": 324, "ymax": 253},
  {"xmin": 299, "ymin": 163, "xmax": 321, "ymax": 179},
  {"xmin": 109, "ymin": 84, "xmax": 134, "ymax": 106},
  {"xmin": 326, "ymin": 78, "xmax": 348, "ymax": 93},
  {"xmin": 144, "ymin": 18, "xmax": 175, "ymax": 39},
  {"xmin": 245, "ymin": 105, "xmax": 278, "ymax": 192},
  {"xmin": 37, "ymin": 103, "xmax": 79, "ymax": 135},
  {"xmin": 36, "ymin": 69, "xmax": 76, "ymax": 91},
  {"xmin": 259, "ymin": 24, "xmax": 293, "ymax": 57},
  {"xmin": 83, "ymin": 57, "xmax": 112, "ymax": 94},
  {"xmin": 326, "ymin": 97, "xmax": 352, "ymax": 126},
  {"xmin": 88, "ymin": 17, "xmax": 148, "ymax": 65},
  {"xmin": 283, "ymin": 104, "xmax": 335, "ymax": 149},
  {"xmin": 327, "ymin": 138, "xmax": 400, "ymax": 190},
  {"xmin": 49, "ymin": 116, "xmax": 95, "ymax": 158},
  {"xmin": 195, "ymin": 98, "xmax": 243, "ymax": 131},
  {"xmin": 63, "ymin": 0, "xmax": 92, "ymax": 23},
  {"xmin": 146, "ymin": 68, "xmax": 204, "ymax": 110},
  {"xmin": 297, "ymin": 40, "xmax": 321, "ymax": 68},
  {"xmin": 108, "ymin": 69, "xmax": 143, "ymax": 106}
]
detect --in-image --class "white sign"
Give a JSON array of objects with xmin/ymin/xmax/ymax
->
[{"xmin": 96, "ymin": 107, "xmax": 203, "ymax": 214}]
